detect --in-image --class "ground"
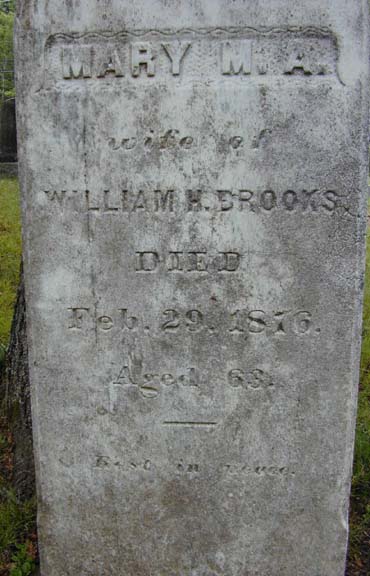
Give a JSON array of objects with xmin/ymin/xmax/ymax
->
[
  {"xmin": 345, "ymin": 211, "xmax": 370, "ymax": 576},
  {"xmin": 0, "ymin": 177, "xmax": 36, "ymax": 575},
  {"xmin": 0, "ymin": 177, "xmax": 369, "ymax": 575}
]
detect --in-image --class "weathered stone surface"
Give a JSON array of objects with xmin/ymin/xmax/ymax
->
[{"xmin": 15, "ymin": 2, "xmax": 369, "ymax": 575}]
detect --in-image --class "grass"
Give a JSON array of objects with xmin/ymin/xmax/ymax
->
[
  {"xmin": 346, "ymin": 208, "xmax": 370, "ymax": 575},
  {"xmin": 0, "ymin": 178, "xmax": 370, "ymax": 573},
  {"xmin": 0, "ymin": 177, "xmax": 21, "ymax": 365},
  {"xmin": 0, "ymin": 418, "xmax": 36, "ymax": 576},
  {"xmin": 0, "ymin": 179, "xmax": 36, "ymax": 575}
]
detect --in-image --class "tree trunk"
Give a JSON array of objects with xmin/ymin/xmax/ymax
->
[{"xmin": 0, "ymin": 264, "xmax": 35, "ymax": 500}]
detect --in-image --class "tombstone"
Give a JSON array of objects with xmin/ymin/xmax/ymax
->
[{"xmin": 15, "ymin": 2, "xmax": 369, "ymax": 575}]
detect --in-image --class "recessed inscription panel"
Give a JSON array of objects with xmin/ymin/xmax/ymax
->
[
  {"xmin": 16, "ymin": 2, "xmax": 369, "ymax": 576},
  {"xmin": 44, "ymin": 27, "xmax": 339, "ymax": 85}
]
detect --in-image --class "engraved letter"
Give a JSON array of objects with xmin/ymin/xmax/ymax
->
[
  {"xmin": 104, "ymin": 190, "xmax": 119, "ymax": 212},
  {"xmin": 180, "ymin": 136, "xmax": 194, "ymax": 149},
  {"xmin": 217, "ymin": 190, "xmax": 233, "ymax": 211},
  {"xmin": 131, "ymin": 43, "xmax": 156, "ymax": 77},
  {"xmin": 45, "ymin": 190, "xmax": 67, "ymax": 206},
  {"xmin": 97, "ymin": 50, "xmax": 124, "ymax": 78},
  {"xmin": 260, "ymin": 190, "xmax": 276, "ymax": 211},
  {"xmin": 167, "ymin": 252, "xmax": 184, "ymax": 271},
  {"xmin": 218, "ymin": 252, "xmax": 240, "ymax": 272},
  {"xmin": 97, "ymin": 316, "xmax": 114, "ymax": 331},
  {"xmin": 284, "ymin": 51, "xmax": 313, "ymax": 75},
  {"xmin": 108, "ymin": 381, "xmax": 123, "ymax": 415},
  {"xmin": 63, "ymin": 47, "xmax": 92, "ymax": 79},
  {"xmin": 119, "ymin": 309, "xmax": 138, "ymax": 331},
  {"xmin": 68, "ymin": 308, "xmax": 90, "ymax": 330},
  {"xmin": 239, "ymin": 190, "xmax": 255, "ymax": 211},
  {"xmin": 162, "ymin": 42, "xmax": 191, "ymax": 76},
  {"xmin": 132, "ymin": 191, "xmax": 147, "ymax": 212},
  {"xmin": 154, "ymin": 190, "xmax": 174, "ymax": 212},
  {"xmin": 322, "ymin": 190, "xmax": 339, "ymax": 212},
  {"xmin": 187, "ymin": 252, "xmax": 208, "ymax": 272},
  {"xmin": 121, "ymin": 138, "xmax": 137, "ymax": 150},
  {"xmin": 135, "ymin": 252, "xmax": 159, "ymax": 272},
  {"xmin": 221, "ymin": 41, "xmax": 252, "ymax": 76},
  {"xmin": 302, "ymin": 189, "xmax": 319, "ymax": 212},
  {"xmin": 283, "ymin": 190, "xmax": 298, "ymax": 211},
  {"xmin": 85, "ymin": 191, "xmax": 100, "ymax": 212},
  {"xmin": 187, "ymin": 190, "xmax": 203, "ymax": 212}
]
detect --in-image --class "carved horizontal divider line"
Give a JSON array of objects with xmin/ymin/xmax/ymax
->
[{"xmin": 46, "ymin": 26, "xmax": 338, "ymax": 43}]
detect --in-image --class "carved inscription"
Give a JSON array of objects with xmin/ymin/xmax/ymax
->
[
  {"xmin": 108, "ymin": 129, "xmax": 195, "ymax": 151},
  {"xmin": 228, "ymin": 368, "xmax": 274, "ymax": 389},
  {"xmin": 45, "ymin": 28, "xmax": 338, "ymax": 84},
  {"xmin": 62, "ymin": 42, "xmax": 191, "ymax": 79},
  {"xmin": 93, "ymin": 455, "xmax": 296, "ymax": 479},
  {"xmin": 106, "ymin": 131, "xmax": 248, "ymax": 152},
  {"xmin": 221, "ymin": 40, "xmax": 252, "ymax": 75},
  {"xmin": 135, "ymin": 251, "xmax": 240, "ymax": 273},
  {"xmin": 67, "ymin": 306, "xmax": 318, "ymax": 337},
  {"xmin": 103, "ymin": 362, "xmax": 274, "ymax": 413},
  {"xmin": 106, "ymin": 363, "xmax": 200, "ymax": 409},
  {"xmin": 44, "ymin": 188, "xmax": 344, "ymax": 215},
  {"xmin": 20, "ymin": 0, "xmax": 366, "ymax": 570}
]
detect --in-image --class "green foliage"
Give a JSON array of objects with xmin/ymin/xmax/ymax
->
[
  {"xmin": 0, "ymin": 6, "xmax": 14, "ymax": 99},
  {"xmin": 0, "ymin": 489, "xmax": 36, "ymax": 558},
  {"xmin": 0, "ymin": 423, "xmax": 37, "ymax": 575},
  {"xmin": 347, "ymin": 206, "xmax": 370, "ymax": 571},
  {"xmin": 0, "ymin": 177, "xmax": 21, "ymax": 353},
  {"xmin": 352, "ymin": 215, "xmax": 370, "ymax": 488},
  {"xmin": 10, "ymin": 543, "xmax": 36, "ymax": 576},
  {"xmin": 0, "ymin": 1, "xmax": 15, "ymax": 15}
]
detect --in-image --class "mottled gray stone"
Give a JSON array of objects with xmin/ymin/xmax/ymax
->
[{"xmin": 15, "ymin": 2, "xmax": 369, "ymax": 575}]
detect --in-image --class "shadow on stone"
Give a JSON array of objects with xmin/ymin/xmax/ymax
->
[{"xmin": 0, "ymin": 97, "xmax": 17, "ymax": 163}]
